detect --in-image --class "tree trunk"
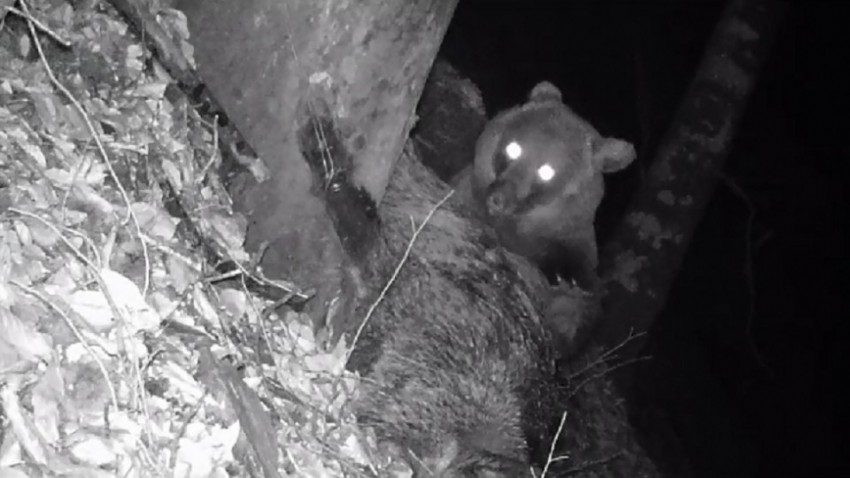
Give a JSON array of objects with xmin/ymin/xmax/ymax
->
[
  {"xmin": 597, "ymin": 0, "xmax": 788, "ymax": 372},
  {"xmin": 175, "ymin": 0, "xmax": 458, "ymax": 331}
]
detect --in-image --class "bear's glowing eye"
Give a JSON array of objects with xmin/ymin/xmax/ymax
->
[
  {"xmin": 504, "ymin": 141, "xmax": 523, "ymax": 161},
  {"xmin": 537, "ymin": 163, "xmax": 556, "ymax": 182}
]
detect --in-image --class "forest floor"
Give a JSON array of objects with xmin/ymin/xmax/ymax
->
[{"xmin": 0, "ymin": 1, "xmax": 397, "ymax": 477}]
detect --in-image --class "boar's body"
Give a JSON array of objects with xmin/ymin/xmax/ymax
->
[
  {"xmin": 345, "ymin": 150, "xmax": 560, "ymax": 476},
  {"xmin": 298, "ymin": 110, "xmax": 660, "ymax": 477}
]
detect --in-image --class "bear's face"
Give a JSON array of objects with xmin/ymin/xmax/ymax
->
[
  {"xmin": 473, "ymin": 83, "xmax": 635, "ymax": 225},
  {"xmin": 470, "ymin": 82, "xmax": 636, "ymax": 287},
  {"xmin": 481, "ymin": 105, "xmax": 597, "ymax": 220}
]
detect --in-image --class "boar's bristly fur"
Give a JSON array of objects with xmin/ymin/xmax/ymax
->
[{"xmin": 298, "ymin": 110, "xmax": 562, "ymax": 477}]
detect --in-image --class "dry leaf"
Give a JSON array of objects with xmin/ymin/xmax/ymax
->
[
  {"xmin": 99, "ymin": 268, "xmax": 160, "ymax": 333},
  {"xmin": 130, "ymin": 81, "xmax": 168, "ymax": 100},
  {"xmin": 165, "ymin": 255, "xmax": 193, "ymax": 293},
  {"xmin": 31, "ymin": 366, "xmax": 64, "ymax": 445},
  {"xmin": 173, "ymin": 422, "xmax": 239, "ymax": 478},
  {"xmin": 217, "ymin": 288, "xmax": 247, "ymax": 322},
  {"xmin": 206, "ymin": 210, "xmax": 249, "ymax": 262},
  {"xmin": 160, "ymin": 158, "xmax": 183, "ymax": 192},
  {"xmin": 18, "ymin": 218, "xmax": 60, "ymax": 249},
  {"xmin": 0, "ymin": 467, "xmax": 31, "ymax": 478},
  {"xmin": 0, "ymin": 379, "xmax": 48, "ymax": 465},
  {"xmin": 16, "ymin": 142, "xmax": 46, "ymax": 170},
  {"xmin": 0, "ymin": 307, "xmax": 53, "ymax": 363},
  {"xmin": 131, "ymin": 202, "xmax": 177, "ymax": 241},
  {"xmin": 67, "ymin": 290, "xmax": 114, "ymax": 331},
  {"xmin": 27, "ymin": 92, "xmax": 60, "ymax": 136},
  {"xmin": 68, "ymin": 434, "xmax": 116, "ymax": 467}
]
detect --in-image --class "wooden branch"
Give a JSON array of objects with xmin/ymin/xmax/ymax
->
[{"xmin": 596, "ymin": 0, "xmax": 788, "ymax": 371}]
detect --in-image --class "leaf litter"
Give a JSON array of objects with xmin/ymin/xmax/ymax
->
[{"xmin": 0, "ymin": 1, "xmax": 398, "ymax": 476}]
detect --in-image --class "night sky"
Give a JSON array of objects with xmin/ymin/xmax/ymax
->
[{"xmin": 440, "ymin": 2, "xmax": 848, "ymax": 476}]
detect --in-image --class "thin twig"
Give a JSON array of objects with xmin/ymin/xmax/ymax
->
[
  {"xmin": 567, "ymin": 355, "xmax": 652, "ymax": 400},
  {"xmin": 198, "ymin": 114, "xmax": 220, "ymax": 183},
  {"xmin": 560, "ymin": 452, "xmax": 624, "ymax": 476},
  {"xmin": 566, "ymin": 329, "xmax": 645, "ymax": 381},
  {"xmin": 538, "ymin": 411, "xmax": 569, "ymax": 478},
  {"xmin": 722, "ymin": 174, "xmax": 773, "ymax": 376},
  {"xmin": 3, "ymin": 5, "xmax": 72, "ymax": 48}
]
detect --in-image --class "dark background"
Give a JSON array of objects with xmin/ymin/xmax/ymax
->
[{"xmin": 439, "ymin": 1, "xmax": 848, "ymax": 477}]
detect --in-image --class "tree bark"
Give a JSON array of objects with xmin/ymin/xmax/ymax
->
[
  {"xmin": 597, "ymin": 0, "xmax": 788, "ymax": 371},
  {"xmin": 175, "ymin": 0, "xmax": 458, "ymax": 331}
]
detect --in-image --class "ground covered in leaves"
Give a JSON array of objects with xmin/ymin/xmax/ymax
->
[{"xmin": 0, "ymin": 1, "xmax": 396, "ymax": 476}]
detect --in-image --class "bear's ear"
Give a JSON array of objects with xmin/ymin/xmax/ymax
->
[
  {"xmin": 527, "ymin": 81, "xmax": 562, "ymax": 104},
  {"xmin": 591, "ymin": 137, "xmax": 636, "ymax": 173}
]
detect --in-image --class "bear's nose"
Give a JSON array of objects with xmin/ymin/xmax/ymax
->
[{"xmin": 486, "ymin": 185, "xmax": 515, "ymax": 216}]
